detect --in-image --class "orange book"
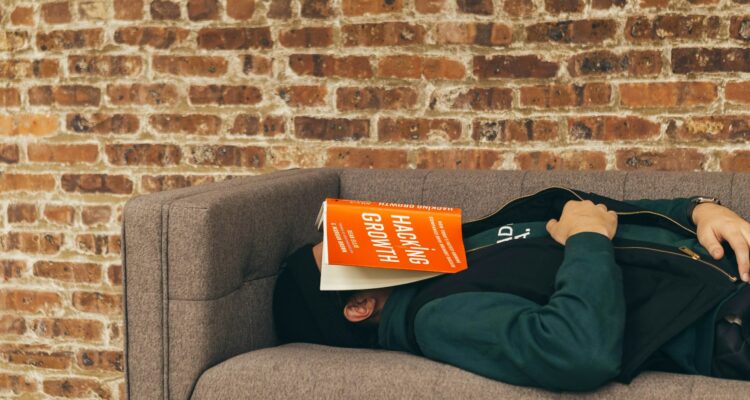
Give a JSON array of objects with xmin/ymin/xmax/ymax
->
[{"xmin": 315, "ymin": 198, "xmax": 468, "ymax": 290}]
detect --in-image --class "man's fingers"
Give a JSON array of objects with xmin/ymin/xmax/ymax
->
[
  {"xmin": 698, "ymin": 228, "xmax": 724, "ymax": 259},
  {"xmin": 722, "ymin": 230, "xmax": 750, "ymax": 282},
  {"xmin": 546, "ymin": 219, "xmax": 557, "ymax": 233}
]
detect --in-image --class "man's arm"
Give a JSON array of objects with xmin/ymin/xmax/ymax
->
[{"xmin": 413, "ymin": 231, "xmax": 624, "ymax": 392}]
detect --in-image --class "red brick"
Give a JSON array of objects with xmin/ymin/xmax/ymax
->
[
  {"xmin": 289, "ymin": 54, "xmax": 373, "ymax": 78},
  {"xmin": 0, "ymin": 144, "xmax": 19, "ymax": 163},
  {"xmin": 592, "ymin": 0, "xmax": 626, "ymax": 8},
  {"xmin": 515, "ymin": 151, "xmax": 606, "ymax": 170},
  {"xmin": 0, "ymin": 373, "xmax": 35, "ymax": 394},
  {"xmin": 268, "ymin": 0, "xmax": 292, "ymax": 18},
  {"xmin": 279, "ymin": 27, "xmax": 334, "ymax": 47},
  {"xmin": 242, "ymin": 55, "xmax": 273, "ymax": 75},
  {"xmin": 27, "ymin": 144, "xmax": 99, "ymax": 164},
  {"xmin": 0, "ymin": 31, "xmax": 28, "ymax": 52},
  {"xmin": 343, "ymin": 22, "xmax": 425, "ymax": 46},
  {"xmin": 417, "ymin": 148, "xmax": 503, "ymax": 169},
  {"xmin": 326, "ymin": 147, "xmax": 409, "ymax": 168},
  {"xmin": 526, "ymin": 19, "xmax": 616, "ymax": 44},
  {"xmin": 450, "ymin": 87, "xmax": 513, "ymax": 111},
  {"xmin": 521, "ymin": 83, "xmax": 610, "ymax": 108},
  {"xmin": 568, "ymin": 116, "xmax": 661, "ymax": 141},
  {"xmin": 227, "ymin": 0, "xmax": 256, "ymax": 19},
  {"xmin": 619, "ymin": 82, "xmax": 716, "ymax": 108},
  {"xmin": 153, "ymin": 56, "xmax": 228, "ymax": 77},
  {"xmin": 568, "ymin": 50, "xmax": 662, "ymax": 77},
  {"xmin": 72, "ymin": 291, "xmax": 122, "ymax": 315},
  {"xmin": 1, "ymin": 260, "xmax": 25, "ymax": 281},
  {"xmin": 544, "ymin": 0, "xmax": 584, "ymax": 13},
  {"xmin": 31, "ymin": 318, "xmax": 104, "ymax": 342},
  {"xmin": 189, "ymin": 85, "xmax": 262, "ymax": 105},
  {"xmin": 107, "ymin": 83, "xmax": 178, "ymax": 106},
  {"xmin": 0, "ymin": 289, "xmax": 62, "ymax": 313},
  {"xmin": 379, "ymin": 118, "xmax": 461, "ymax": 141},
  {"xmin": 457, "ymin": 0, "xmax": 493, "ymax": 14},
  {"xmin": 105, "ymin": 144, "xmax": 181, "ymax": 166},
  {"xmin": 472, "ymin": 119, "xmax": 559, "ymax": 142},
  {"xmin": 77, "ymin": 350, "xmax": 123, "ymax": 372},
  {"xmin": 294, "ymin": 117, "xmax": 369, "ymax": 140},
  {"xmin": 44, "ymin": 205, "xmax": 75, "ymax": 225},
  {"xmin": 108, "ymin": 264, "xmax": 123, "ymax": 286},
  {"xmin": 11, "ymin": 7, "xmax": 34, "ymax": 25},
  {"xmin": 114, "ymin": 26, "xmax": 190, "ymax": 49},
  {"xmin": 114, "ymin": 0, "xmax": 143, "ymax": 19},
  {"xmin": 29, "ymin": 85, "xmax": 101, "ymax": 106},
  {"xmin": 66, "ymin": 113, "xmax": 139, "ymax": 134},
  {"xmin": 0, "ymin": 59, "xmax": 59, "ymax": 79},
  {"xmin": 61, "ymin": 174, "xmax": 133, "ymax": 194},
  {"xmin": 423, "ymin": 58, "xmax": 465, "ymax": 80},
  {"xmin": 278, "ymin": 86, "xmax": 327, "ymax": 107},
  {"xmin": 36, "ymin": 28, "xmax": 102, "ymax": 51},
  {"xmin": 150, "ymin": 114, "xmax": 221, "ymax": 135},
  {"xmin": 141, "ymin": 175, "xmax": 217, "ymax": 192},
  {"xmin": 0, "ymin": 315, "xmax": 26, "ymax": 335},
  {"xmin": 78, "ymin": 1, "xmax": 109, "ymax": 20},
  {"xmin": 343, "ymin": 0, "xmax": 402, "ymax": 15},
  {"xmin": 6, "ymin": 348, "xmax": 72, "ymax": 370},
  {"xmin": 672, "ymin": 48, "xmax": 750, "ymax": 74},
  {"xmin": 730, "ymin": 16, "xmax": 750, "ymax": 42},
  {"xmin": 415, "ymin": 0, "xmax": 445, "ymax": 13},
  {"xmin": 336, "ymin": 87, "xmax": 418, "ymax": 111},
  {"xmin": 230, "ymin": 115, "xmax": 286, "ymax": 136},
  {"xmin": 616, "ymin": 148, "xmax": 706, "ymax": 170},
  {"xmin": 0, "ymin": 174, "xmax": 55, "ymax": 191},
  {"xmin": 81, "ymin": 206, "xmax": 112, "ymax": 226},
  {"xmin": 0, "ymin": 88, "xmax": 20, "ymax": 107},
  {"xmin": 301, "ymin": 0, "xmax": 333, "ymax": 17},
  {"xmin": 33, "ymin": 260, "xmax": 102, "ymax": 283},
  {"xmin": 434, "ymin": 22, "xmax": 512, "ymax": 46},
  {"xmin": 377, "ymin": 55, "xmax": 421, "ymax": 78},
  {"xmin": 473, "ymin": 55, "xmax": 558, "ymax": 78},
  {"xmin": 2, "ymin": 232, "xmax": 64, "ymax": 254},
  {"xmin": 666, "ymin": 116, "xmax": 750, "ymax": 142},
  {"xmin": 188, "ymin": 0, "xmax": 219, "ymax": 20},
  {"xmin": 626, "ymin": 15, "xmax": 714, "ymax": 42},
  {"xmin": 41, "ymin": 2, "xmax": 71, "ymax": 24},
  {"xmin": 197, "ymin": 27, "xmax": 272, "ymax": 49},
  {"xmin": 8, "ymin": 204, "xmax": 38, "ymax": 223},
  {"xmin": 726, "ymin": 81, "xmax": 750, "ymax": 104},
  {"xmin": 188, "ymin": 145, "xmax": 266, "ymax": 168},
  {"xmin": 719, "ymin": 151, "xmax": 750, "ymax": 172},
  {"xmin": 43, "ymin": 378, "xmax": 110, "ymax": 398},
  {"xmin": 0, "ymin": 114, "xmax": 56, "ymax": 135},
  {"xmin": 504, "ymin": 0, "xmax": 534, "ymax": 16},
  {"xmin": 151, "ymin": 0, "xmax": 181, "ymax": 19}
]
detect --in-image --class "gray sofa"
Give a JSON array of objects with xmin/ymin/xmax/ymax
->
[{"xmin": 122, "ymin": 167, "xmax": 750, "ymax": 399}]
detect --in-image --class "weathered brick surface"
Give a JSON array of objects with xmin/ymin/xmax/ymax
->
[{"xmin": 3, "ymin": 2, "xmax": 749, "ymax": 397}]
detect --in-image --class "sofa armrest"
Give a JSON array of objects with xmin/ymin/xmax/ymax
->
[{"xmin": 122, "ymin": 167, "xmax": 341, "ymax": 400}]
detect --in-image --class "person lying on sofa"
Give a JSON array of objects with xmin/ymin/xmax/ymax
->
[{"xmin": 273, "ymin": 194, "xmax": 750, "ymax": 392}]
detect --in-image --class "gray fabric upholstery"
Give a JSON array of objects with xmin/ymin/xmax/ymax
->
[
  {"xmin": 122, "ymin": 167, "xmax": 750, "ymax": 400},
  {"xmin": 191, "ymin": 343, "xmax": 750, "ymax": 400}
]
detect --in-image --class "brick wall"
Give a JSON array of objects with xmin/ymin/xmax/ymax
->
[{"xmin": 1, "ymin": 0, "xmax": 749, "ymax": 397}]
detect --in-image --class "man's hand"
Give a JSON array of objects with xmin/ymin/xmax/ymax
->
[
  {"xmin": 546, "ymin": 200, "xmax": 618, "ymax": 246},
  {"xmin": 692, "ymin": 203, "xmax": 750, "ymax": 282}
]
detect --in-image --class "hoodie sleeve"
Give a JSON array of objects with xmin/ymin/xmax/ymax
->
[
  {"xmin": 622, "ymin": 197, "xmax": 696, "ymax": 231},
  {"xmin": 413, "ymin": 231, "xmax": 625, "ymax": 392}
]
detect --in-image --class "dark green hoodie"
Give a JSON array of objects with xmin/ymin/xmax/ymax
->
[{"xmin": 378, "ymin": 197, "xmax": 744, "ymax": 391}]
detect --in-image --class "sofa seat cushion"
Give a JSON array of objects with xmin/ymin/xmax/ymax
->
[{"xmin": 190, "ymin": 343, "xmax": 750, "ymax": 399}]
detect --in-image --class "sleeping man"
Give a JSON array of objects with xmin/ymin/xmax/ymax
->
[{"xmin": 273, "ymin": 191, "xmax": 750, "ymax": 392}]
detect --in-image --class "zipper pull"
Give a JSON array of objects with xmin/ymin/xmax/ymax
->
[{"xmin": 679, "ymin": 246, "xmax": 701, "ymax": 260}]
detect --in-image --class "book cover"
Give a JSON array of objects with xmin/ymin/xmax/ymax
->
[{"xmin": 316, "ymin": 198, "xmax": 468, "ymax": 290}]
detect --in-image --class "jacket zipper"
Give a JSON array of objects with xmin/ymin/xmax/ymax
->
[
  {"xmin": 616, "ymin": 245, "xmax": 737, "ymax": 282},
  {"xmin": 462, "ymin": 185, "xmax": 734, "ymax": 282}
]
